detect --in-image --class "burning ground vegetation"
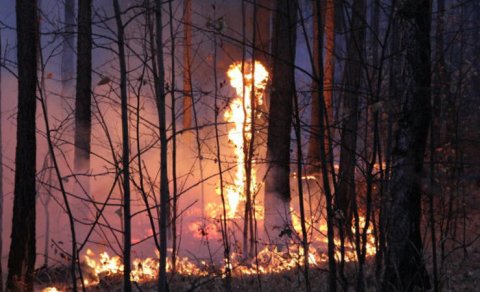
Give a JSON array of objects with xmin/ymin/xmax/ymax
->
[{"xmin": 35, "ymin": 214, "xmax": 377, "ymax": 291}]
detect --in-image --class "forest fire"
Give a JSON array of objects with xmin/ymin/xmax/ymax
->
[
  {"xmin": 223, "ymin": 61, "xmax": 269, "ymax": 218},
  {"xmin": 40, "ymin": 59, "xmax": 376, "ymax": 290},
  {"xmin": 4, "ymin": 0, "xmax": 477, "ymax": 291},
  {"xmin": 41, "ymin": 215, "xmax": 375, "ymax": 290}
]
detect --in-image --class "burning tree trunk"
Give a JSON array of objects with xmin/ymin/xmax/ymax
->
[
  {"xmin": 264, "ymin": 0, "xmax": 298, "ymax": 244},
  {"xmin": 73, "ymin": 0, "xmax": 92, "ymax": 197},
  {"xmin": 382, "ymin": 0, "xmax": 431, "ymax": 290},
  {"xmin": 113, "ymin": 0, "xmax": 132, "ymax": 290},
  {"xmin": 335, "ymin": 0, "xmax": 366, "ymax": 226},
  {"xmin": 6, "ymin": 0, "xmax": 38, "ymax": 290}
]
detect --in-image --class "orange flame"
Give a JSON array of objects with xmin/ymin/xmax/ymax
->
[{"xmin": 223, "ymin": 61, "xmax": 268, "ymax": 218}]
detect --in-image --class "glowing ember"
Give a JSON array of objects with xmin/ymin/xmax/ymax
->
[{"xmin": 224, "ymin": 61, "xmax": 269, "ymax": 218}]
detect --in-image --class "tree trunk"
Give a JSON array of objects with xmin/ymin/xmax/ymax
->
[
  {"xmin": 113, "ymin": 0, "xmax": 132, "ymax": 290},
  {"xmin": 307, "ymin": 0, "xmax": 335, "ymax": 172},
  {"xmin": 167, "ymin": 0, "xmax": 178, "ymax": 271},
  {"xmin": 6, "ymin": 1, "xmax": 38, "ymax": 290},
  {"xmin": 306, "ymin": 0, "xmax": 324, "ymax": 170},
  {"xmin": 182, "ymin": 0, "xmax": 193, "ymax": 130},
  {"xmin": 335, "ymin": 0, "xmax": 366, "ymax": 226},
  {"xmin": 323, "ymin": 0, "xmax": 335, "ymax": 118},
  {"xmin": 382, "ymin": 0, "xmax": 431, "ymax": 290},
  {"xmin": 73, "ymin": 0, "xmax": 92, "ymax": 195},
  {"xmin": 154, "ymin": 1, "xmax": 169, "ymax": 291},
  {"xmin": 61, "ymin": 0, "xmax": 75, "ymax": 92},
  {"xmin": 0, "ymin": 27, "xmax": 3, "ymax": 292},
  {"xmin": 254, "ymin": 0, "xmax": 272, "ymax": 67},
  {"xmin": 264, "ymin": 0, "xmax": 298, "ymax": 244}
]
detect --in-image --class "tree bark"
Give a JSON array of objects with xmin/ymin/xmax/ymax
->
[
  {"xmin": 307, "ymin": 0, "xmax": 335, "ymax": 172},
  {"xmin": 0, "ymin": 27, "xmax": 3, "ymax": 292},
  {"xmin": 113, "ymin": 0, "xmax": 132, "ymax": 290},
  {"xmin": 182, "ymin": 0, "xmax": 193, "ymax": 130},
  {"xmin": 6, "ymin": 1, "xmax": 38, "ymax": 290},
  {"xmin": 382, "ymin": 0, "xmax": 431, "ymax": 290},
  {"xmin": 154, "ymin": 0, "xmax": 169, "ymax": 291},
  {"xmin": 264, "ymin": 0, "xmax": 298, "ymax": 243},
  {"xmin": 335, "ymin": 0, "xmax": 366, "ymax": 226},
  {"xmin": 323, "ymin": 0, "xmax": 335, "ymax": 116},
  {"xmin": 254, "ymin": 0, "xmax": 272, "ymax": 68},
  {"xmin": 61, "ymin": 0, "xmax": 75, "ymax": 90},
  {"xmin": 306, "ymin": 0, "xmax": 324, "ymax": 170},
  {"xmin": 73, "ymin": 0, "xmax": 92, "ymax": 190}
]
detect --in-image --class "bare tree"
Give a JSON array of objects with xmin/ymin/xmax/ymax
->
[
  {"xmin": 6, "ymin": 0, "xmax": 38, "ymax": 290},
  {"xmin": 382, "ymin": 0, "xmax": 432, "ymax": 290},
  {"xmin": 253, "ymin": 0, "xmax": 272, "ymax": 67},
  {"xmin": 113, "ymin": 0, "xmax": 132, "ymax": 290},
  {"xmin": 335, "ymin": 0, "xmax": 366, "ymax": 226},
  {"xmin": 306, "ymin": 0, "xmax": 325, "ymax": 170},
  {"xmin": 154, "ymin": 0, "xmax": 169, "ymax": 291},
  {"xmin": 61, "ymin": 0, "xmax": 75, "ymax": 95},
  {"xmin": 264, "ymin": 0, "xmax": 298, "ymax": 244},
  {"xmin": 73, "ymin": 0, "xmax": 92, "ymax": 195},
  {"xmin": 182, "ymin": 0, "xmax": 193, "ymax": 131}
]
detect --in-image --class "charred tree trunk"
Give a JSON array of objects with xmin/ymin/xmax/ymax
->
[
  {"xmin": 335, "ymin": 0, "xmax": 366, "ymax": 226},
  {"xmin": 382, "ymin": 0, "xmax": 432, "ymax": 290},
  {"xmin": 264, "ymin": 0, "xmax": 298, "ymax": 244},
  {"xmin": 6, "ymin": 1, "xmax": 38, "ymax": 290},
  {"xmin": 73, "ymin": 0, "xmax": 92, "ymax": 191},
  {"xmin": 113, "ymin": 0, "xmax": 132, "ymax": 290},
  {"xmin": 154, "ymin": 0, "xmax": 169, "ymax": 291}
]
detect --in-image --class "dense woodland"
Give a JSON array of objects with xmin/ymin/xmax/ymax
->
[{"xmin": 0, "ymin": 0, "xmax": 479, "ymax": 291}]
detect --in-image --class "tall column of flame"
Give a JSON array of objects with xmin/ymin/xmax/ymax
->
[{"xmin": 224, "ymin": 61, "xmax": 268, "ymax": 218}]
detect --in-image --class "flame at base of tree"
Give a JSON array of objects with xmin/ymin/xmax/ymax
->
[{"xmin": 223, "ymin": 61, "xmax": 268, "ymax": 218}]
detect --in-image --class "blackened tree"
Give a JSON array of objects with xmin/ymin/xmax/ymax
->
[{"xmin": 6, "ymin": 0, "xmax": 39, "ymax": 290}]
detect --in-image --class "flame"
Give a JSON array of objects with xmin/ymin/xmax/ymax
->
[
  {"xmin": 80, "ymin": 213, "xmax": 376, "ymax": 285},
  {"xmin": 43, "ymin": 288, "xmax": 61, "ymax": 292},
  {"xmin": 83, "ymin": 249, "xmax": 211, "ymax": 286},
  {"xmin": 223, "ymin": 61, "xmax": 269, "ymax": 218}
]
